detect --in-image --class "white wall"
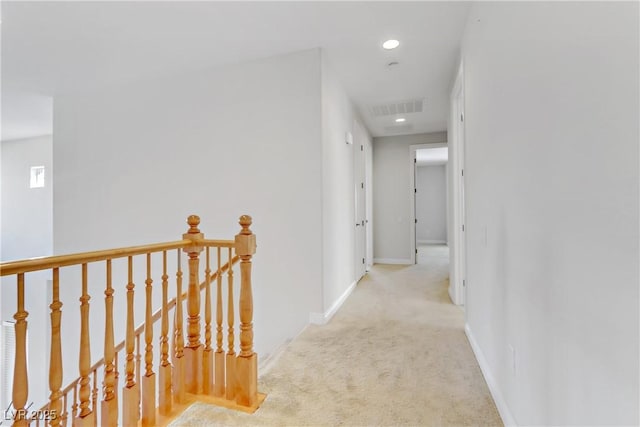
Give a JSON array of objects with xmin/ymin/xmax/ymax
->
[
  {"xmin": 53, "ymin": 49, "xmax": 324, "ymax": 384},
  {"xmin": 318, "ymin": 53, "xmax": 372, "ymax": 321},
  {"xmin": 0, "ymin": 135, "xmax": 53, "ymax": 410},
  {"xmin": 372, "ymin": 132, "xmax": 447, "ymax": 263},
  {"xmin": 460, "ymin": 2, "xmax": 639, "ymax": 425},
  {"xmin": 1, "ymin": 135, "xmax": 53, "ymax": 261},
  {"xmin": 415, "ymin": 165, "xmax": 447, "ymax": 244}
]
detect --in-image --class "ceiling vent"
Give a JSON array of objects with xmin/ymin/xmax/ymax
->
[{"xmin": 370, "ymin": 98, "xmax": 425, "ymax": 117}]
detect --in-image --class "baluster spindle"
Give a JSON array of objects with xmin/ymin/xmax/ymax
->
[
  {"xmin": 102, "ymin": 260, "xmax": 117, "ymax": 426},
  {"xmin": 159, "ymin": 251, "xmax": 172, "ymax": 414},
  {"xmin": 13, "ymin": 273, "xmax": 29, "ymax": 426},
  {"xmin": 183, "ymin": 215, "xmax": 204, "ymax": 393},
  {"xmin": 76, "ymin": 264, "xmax": 93, "ymax": 426},
  {"xmin": 114, "ymin": 351, "xmax": 119, "ymax": 415},
  {"xmin": 214, "ymin": 247, "xmax": 225, "ymax": 397},
  {"xmin": 92, "ymin": 370, "xmax": 98, "ymax": 426},
  {"xmin": 72, "ymin": 381, "xmax": 78, "ymax": 419},
  {"xmin": 61, "ymin": 392, "xmax": 69, "ymax": 426},
  {"xmin": 123, "ymin": 256, "xmax": 139, "ymax": 426},
  {"xmin": 235, "ymin": 215, "xmax": 258, "ymax": 407},
  {"xmin": 142, "ymin": 254, "xmax": 156, "ymax": 426},
  {"xmin": 226, "ymin": 247, "xmax": 236, "ymax": 401},
  {"xmin": 49, "ymin": 268, "xmax": 63, "ymax": 427},
  {"xmin": 136, "ymin": 335, "xmax": 142, "ymax": 411},
  {"xmin": 203, "ymin": 247, "xmax": 213, "ymax": 395},
  {"xmin": 173, "ymin": 250, "xmax": 186, "ymax": 403},
  {"xmin": 136, "ymin": 334, "xmax": 142, "ymax": 394}
]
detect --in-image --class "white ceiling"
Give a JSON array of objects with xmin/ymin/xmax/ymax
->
[
  {"xmin": 1, "ymin": 1, "xmax": 470, "ymax": 141},
  {"xmin": 416, "ymin": 147, "xmax": 448, "ymax": 166}
]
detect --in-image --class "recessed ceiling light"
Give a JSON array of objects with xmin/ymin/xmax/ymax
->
[
  {"xmin": 383, "ymin": 39, "xmax": 400, "ymax": 50},
  {"xmin": 395, "ymin": 118, "xmax": 406, "ymax": 123}
]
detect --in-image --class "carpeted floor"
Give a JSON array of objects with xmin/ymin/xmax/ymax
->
[{"xmin": 170, "ymin": 245, "xmax": 502, "ymax": 426}]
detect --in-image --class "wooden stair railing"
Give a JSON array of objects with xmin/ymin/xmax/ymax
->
[{"xmin": 0, "ymin": 215, "xmax": 265, "ymax": 426}]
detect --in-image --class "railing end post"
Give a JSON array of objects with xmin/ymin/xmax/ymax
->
[
  {"xmin": 235, "ymin": 215, "xmax": 256, "ymax": 257},
  {"xmin": 183, "ymin": 214, "xmax": 205, "ymax": 250}
]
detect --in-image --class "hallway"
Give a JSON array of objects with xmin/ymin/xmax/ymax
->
[{"xmin": 172, "ymin": 248, "xmax": 501, "ymax": 426}]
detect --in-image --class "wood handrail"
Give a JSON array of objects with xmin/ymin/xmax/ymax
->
[
  {"xmin": 5, "ymin": 214, "xmax": 262, "ymax": 423},
  {"xmin": 0, "ymin": 239, "xmax": 235, "ymax": 276},
  {"xmin": 50, "ymin": 254, "xmax": 240, "ymax": 401}
]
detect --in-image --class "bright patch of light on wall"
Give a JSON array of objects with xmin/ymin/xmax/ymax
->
[
  {"xmin": 382, "ymin": 39, "xmax": 400, "ymax": 50},
  {"xmin": 395, "ymin": 118, "xmax": 406, "ymax": 123},
  {"xmin": 30, "ymin": 166, "xmax": 45, "ymax": 188}
]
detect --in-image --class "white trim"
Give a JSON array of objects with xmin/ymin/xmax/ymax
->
[
  {"xmin": 309, "ymin": 280, "xmax": 358, "ymax": 325},
  {"xmin": 448, "ymin": 59, "xmax": 466, "ymax": 307},
  {"xmin": 465, "ymin": 324, "xmax": 517, "ymax": 427},
  {"xmin": 409, "ymin": 142, "xmax": 448, "ymax": 265},
  {"xmin": 259, "ymin": 323, "xmax": 309, "ymax": 376},
  {"xmin": 448, "ymin": 284, "xmax": 456, "ymax": 304},
  {"xmin": 373, "ymin": 258, "xmax": 412, "ymax": 265},
  {"xmin": 417, "ymin": 239, "xmax": 447, "ymax": 245}
]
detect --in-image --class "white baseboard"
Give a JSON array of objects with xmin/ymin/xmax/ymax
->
[
  {"xmin": 417, "ymin": 239, "xmax": 447, "ymax": 245},
  {"xmin": 309, "ymin": 280, "xmax": 357, "ymax": 325},
  {"xmin": 465, "ymin": 324, "xmax": 517, "ymax": 427},
  {"xmin": 373, "ymin": 258, "xmax": 412, "ymax": 265},
  {"xmin": 258, "ymin": 323, "xmax": 309, "ymax": 377},
  {"xmin": 448, "ymin": 283, "xmax": 456, "ymax": 304}
]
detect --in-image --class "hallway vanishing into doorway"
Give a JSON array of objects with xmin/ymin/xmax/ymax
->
[
  {"xmin": 417, "ymin": 243, "xmax": 449, "ymax": 266},
  {"xmin": 171, "ymin": 249, "xmax": 500, "ymax": 426}
]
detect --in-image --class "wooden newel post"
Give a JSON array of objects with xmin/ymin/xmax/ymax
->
[
  {"xmin": 183, "ymin": 215, "xmax": 204, "ymax": 394},
  {"xmin": 234, "ymin": 215, "xmax": 258, "ymax": 407}
]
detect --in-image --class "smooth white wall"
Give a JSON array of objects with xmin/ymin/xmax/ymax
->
[
  {"xmin": 53, "ymin": 49, "xmax": 324, "ymax": 382},
  {"xmin": 319, "ymin": 53, "xmax": 372, "ymax": 318},
  {"xmin": 372, "ymin": 132, "xmax": 447, "ymax": 263},
  {"xmin": 415, "ymin": 165, "xmax": 447, "ymax": 244},
  {"xmin": 461, "ymin": 2, "xmax": 639, "ymax": 425},
  {"xmin": 1, "ymin": 135, "xmax": 53, "ymax": 261},
  {"xmin": 0, "ymin": 135, "xmax": 53, "ymax": 409}
]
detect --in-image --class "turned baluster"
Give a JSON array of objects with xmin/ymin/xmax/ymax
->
[
  {"xmin": 91, "ymin": 370, "xmax": 98, "ymax": 426},
  {"xmin": 101, "ymin": 260, "xmax": 117, "ymax": 426},
  {"xmin": 173, "ymin": 250, "xmax": 186, "ymax": 403},
  {"xmin": 226, "ymin": 247, "xmax": 237, "ymax": 400},
  {"xmin": 49, "ymin": 268, "xmax": 63, "ymax": 427},
  {"xmin": 142, "ymin": 253, "xmax": 156, "ymax": 426},
  {"xmin": 61, "ymin": 392, "xmax": 69, "ymax": 426},
  {"xmin": 114, "ymin": 351, "xmax": 120, "ymax": 415},
  {"xmin": 159, "ymin": 250, "xmax": 172, "ymax": 414},
  {"xmin": 214, "ymin": 247, "xmax": 225, "ymax": 397},
  {"xmin": 75, "ymin": 263, "xmax": 93, "ymax": 425},
  {"xmin": 182, "ymin": 215, "xmax": 204, "ymax": 393},
  {"xmin": 12, "ymin": 273, "xmax": 29, "ymax": 426},
  {"xmin": 235, "ymin": 215, "xmax": 258, "ymax": 407},
  {"xmin": 203, "ymin": 247, "xmax": 213, "ymax": 394},
  {"xmin": 122, "ymin": 256, "xmax": 139, "ymax": 426},
  {"xmin": 72, "ymin": 383, "xmax": 78, "ymax": 419}
]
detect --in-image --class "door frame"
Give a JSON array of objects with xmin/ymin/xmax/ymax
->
[
  {"xmin": 449, "ymin": 61, "xmax": 466, "ymax": 306},
  {"xmin": 353, "ymin": 123, "xmax": 369, "ymax": 281},
  {"xmin": 409, "ymin": 142, "xmax": 448, "ymax": 265}
]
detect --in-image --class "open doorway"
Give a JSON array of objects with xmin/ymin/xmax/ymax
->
[{"xmin": 414, "ymin": 147, "xmax": 449, "ymax": 266}]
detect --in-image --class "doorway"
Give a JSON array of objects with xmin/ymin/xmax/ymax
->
[
  {"xmin": 409, "ymin": 143, "xmax": 447, "ymax": 265},
  {"xmin": 414, "ymin": 147, "xmax": 449, "ymax": 266}
]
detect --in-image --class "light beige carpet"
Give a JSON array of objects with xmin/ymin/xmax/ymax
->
[{"xmin": 171, "ymin": 245, "xmax": 502, "ymax": 426}]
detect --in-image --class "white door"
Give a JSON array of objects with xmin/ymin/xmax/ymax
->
[{"xmin": 354, "ymin": 140, "xmax": 366, "ymax": 280}]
